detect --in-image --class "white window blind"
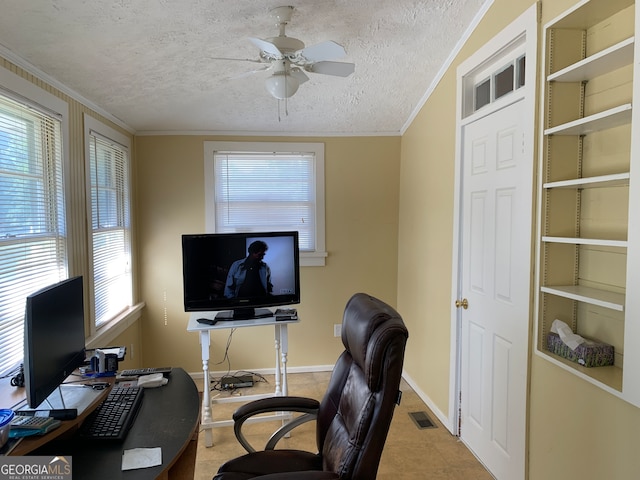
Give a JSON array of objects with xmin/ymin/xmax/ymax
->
[
  {"xmin": 0, "ymin": 94, "xmax": 66, "ymax": 376},
  {"xmin": 88, "ymin": 132, "xmax": 132, "ymax": 327},
  {"xmin": 214, "ymin": 152, "xmax": 316, "ymax": 251}
]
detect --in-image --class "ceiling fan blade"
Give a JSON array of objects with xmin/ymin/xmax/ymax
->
[
  {"xmin": 307, "ymin": 61, "xmax": 355, "ymax": 77},
  {"xmin": 299, "ymin": 40, "xmax": 347, "ymax": 62},
  {"xmin": 209, "ymin": 56, "xmax": 263, "ymax": 64},
  {"xmin": 231, "ymin": 64, "xmax": 273, "ymax": 80},
  {"xmin": 290, "ymin": 69, "xmax": 310, "ymax": 84},
  {"xmin": 249, "ymin": 37, "xmax": 282, "ymax": 57}
]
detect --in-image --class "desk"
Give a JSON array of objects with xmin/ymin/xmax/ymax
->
[
  {"xmin": 5, "ymin": 368, "xmax": 199, "ymax": 480},
  {"xmin": 187, "ymin": 313, "xmax": 298, "ymax": 447}
]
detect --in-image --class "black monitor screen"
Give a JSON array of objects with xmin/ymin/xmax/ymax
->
[
  {"xmin": 182, "ymin": 231, "xmax": 300, "ymax": 319},
  {"xmin": 24, "ymin": 276, "xmax": 86, "ymax": 409}
]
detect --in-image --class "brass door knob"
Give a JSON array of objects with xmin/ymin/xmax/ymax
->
[{"xmin": 455, "ymin": 298, "xmax": 469, "ymax": 309}]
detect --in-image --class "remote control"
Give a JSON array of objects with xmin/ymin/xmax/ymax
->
[
  {"xmin": 119, "ymin": 367, "xmax": 172, "ymax": 377},
  {"xmin": 196, "ymin": 318, "xmax": 217, "ymax": 325},
  {"xmin": 15, "ymin": 409, "xmax": 77, "ymax": 420}
]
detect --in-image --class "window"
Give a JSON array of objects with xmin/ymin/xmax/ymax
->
[
  {"xmin": 472, "ymin": 58, "xmax": 525, "ymax": 114},
  {"xmin": 475, "ymin": 78, "xmax": 491, "ymax": 111},
  {"xmin": 204, "ymin": 141, "xmax": 326, "ymax": 266},
  {"xmin": 494, "ymin": 63, "xmax": 515, "ymax": 100},
  {"xmin": 462, "ymin": 38, "xmax": 527, "ymax": 118},
  {"xmin": 84, "ymin": 115, "xmax": 132, "ymax": 329},
  {"xmin": 516, "ymin": 55, "xmax": 526, "ymax": 88},
  {"xmin": 0, "ymin": 92, "xmax": 66, "ymax": 376}
]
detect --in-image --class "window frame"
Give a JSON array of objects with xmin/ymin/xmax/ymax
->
[
  {"xmin": 204, "ymin": 141, "xmax": 327, "ymax": 267},
  {"xmin": 461, "ymin": 36, "xmax": 527, "ymax": 119},
  {"xmin": 83, "ymin": 114, "xmax": 139, "ymax": 340}
]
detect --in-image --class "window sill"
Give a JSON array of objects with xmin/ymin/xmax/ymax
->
[
  {"xmin": 85, "ymin": 302, "xmax": 146, "ymax": 350},
  {"xmin": 301, "ymin": 251, "xmax": 328, "ymax": 267}
]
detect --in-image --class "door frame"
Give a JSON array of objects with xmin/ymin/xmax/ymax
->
[{"xmin": 449, "ymin": 2, "xmax": 539, "ymax": 442}]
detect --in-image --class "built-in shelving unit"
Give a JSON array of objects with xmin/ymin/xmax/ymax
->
[{"xmin": 536, "ymin": 0, "xmax": 640, "ymax": 406}]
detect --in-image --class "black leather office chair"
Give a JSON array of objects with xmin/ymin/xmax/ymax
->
[{"xmin": 213, "ymin": 293, "xmax": 409, "ymax": 480}]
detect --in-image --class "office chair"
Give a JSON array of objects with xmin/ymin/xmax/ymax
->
[{"xmin": 214, "ymin": 292, "xmax": 409, "ymax": 480}]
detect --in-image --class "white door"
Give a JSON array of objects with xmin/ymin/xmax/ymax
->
[{"xmin": 458, "ymin": 99, "xmax": 531, "ymax": 479}]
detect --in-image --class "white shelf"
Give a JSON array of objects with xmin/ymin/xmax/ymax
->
[
  {"xmin": 548, "ymin": 37, "xmax": 634, "ymax": 82},
  {"xmin": 550, "ymin": 0, "xmax": 634, "ymax": 30},
  {"xmin": 542, "ymin": 236, "xmax": 627, "ymax": 247},
  {"xmin": 544, "ymin": 103, "xmax": 632, "ymax": 136},
  {"xmin": 541, "ymin": 285, "xmax": 626, "ymax": 311},
  {"xmin": 543, "ymin": 173, "xmax": 630, "ymax": 189},
  {"xmin": 539, "ymin": 351, "xmax": 623, "ymax": 393},
  {"xmin": 537, "ymin": 0, "xmax": 640, "ymax": 407}
]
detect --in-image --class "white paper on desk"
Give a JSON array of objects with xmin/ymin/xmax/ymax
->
[{"xmin": 122, "ymin": 447, "xmax": 162, "ymax": 471}]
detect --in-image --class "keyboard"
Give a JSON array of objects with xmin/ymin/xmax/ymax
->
[
  {"xmin": 119, "ymin": 367, "xmax": 172, "ymax": 377},
  {"xmin": 80, "ymin": 386, "xmax": 144, "ymax": 440}
]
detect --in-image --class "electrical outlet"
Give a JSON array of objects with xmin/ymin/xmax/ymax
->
[{"xmin": 333, "ymin": 324, "xmax": 342, "ymax": 337}]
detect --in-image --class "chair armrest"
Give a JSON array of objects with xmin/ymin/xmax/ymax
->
[
  {"xmin": 233, "ymin": 396, "xmax": 320, "ymax": 453},
  {"xmin": 233, "ymin": 396, "xmax": 319, "ymax": 421}
]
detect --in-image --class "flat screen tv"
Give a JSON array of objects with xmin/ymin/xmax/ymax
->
[
  {"xmin": 182, "ymin": 231, "xmax": 300, "ymax": 320},
  {"xmin": 24, "ymin": 276, "xmax": 86, "ymax": 409}
]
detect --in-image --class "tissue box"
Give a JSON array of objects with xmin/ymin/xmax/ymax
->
[{"xmin": 547, "ymin": 332, "xmax": 614, "ymax": 367}]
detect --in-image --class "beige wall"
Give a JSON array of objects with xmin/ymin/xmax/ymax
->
[
  {"xmin": 398, "ymin": 0, "xmax": 640, "ymax": 478},
  {"xmin": 134, "ymin": 135, "xmax": 401, "ymax": 372}
]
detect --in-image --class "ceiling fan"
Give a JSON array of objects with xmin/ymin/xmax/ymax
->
[{"xmin": 222, "ymin": 5, "xmax": 356, "ymax": 100}]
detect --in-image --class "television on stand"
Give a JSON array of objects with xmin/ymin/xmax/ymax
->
[
  {"xmin": 181, "ymin": 231, "xmax": 300, "ymax": 320},
  {"xmin": 23, "ymin": 276, "xmax": 86, "ymax": 409}
]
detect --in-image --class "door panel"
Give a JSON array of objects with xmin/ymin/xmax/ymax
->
[{"xmin": 459, "ymin": 99, "xmax": 530, "ymax": 480}]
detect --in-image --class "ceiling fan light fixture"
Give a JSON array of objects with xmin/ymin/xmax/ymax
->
[
  {"xmin": 264, "ymin": 72, "xmax": 300, "ymax": 99},
  {"xmin": 237, "ymin": 6, "xmax": 355, "ymax": 104}
]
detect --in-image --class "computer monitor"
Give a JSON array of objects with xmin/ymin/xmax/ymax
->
[
  {"xmin": 182, "ymin": 231, "xmax": 300, "ymax": 320},
  {"xmin": 23, "ymin": 276, "xmax": 86, "ymax": 409}
]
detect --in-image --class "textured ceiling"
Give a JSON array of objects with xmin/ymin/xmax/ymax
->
[{"xmin": 0, "ymin": 0, "xmax": 486, "ymax": 135}]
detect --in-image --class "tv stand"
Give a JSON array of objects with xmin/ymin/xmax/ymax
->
[
  {"xmin": 187, "ymin": 313, "xmax": 300, "ymax": 447},
  {"xmin": 215, "ymin": 307, "xmax": 273, "ymax": 320}
]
